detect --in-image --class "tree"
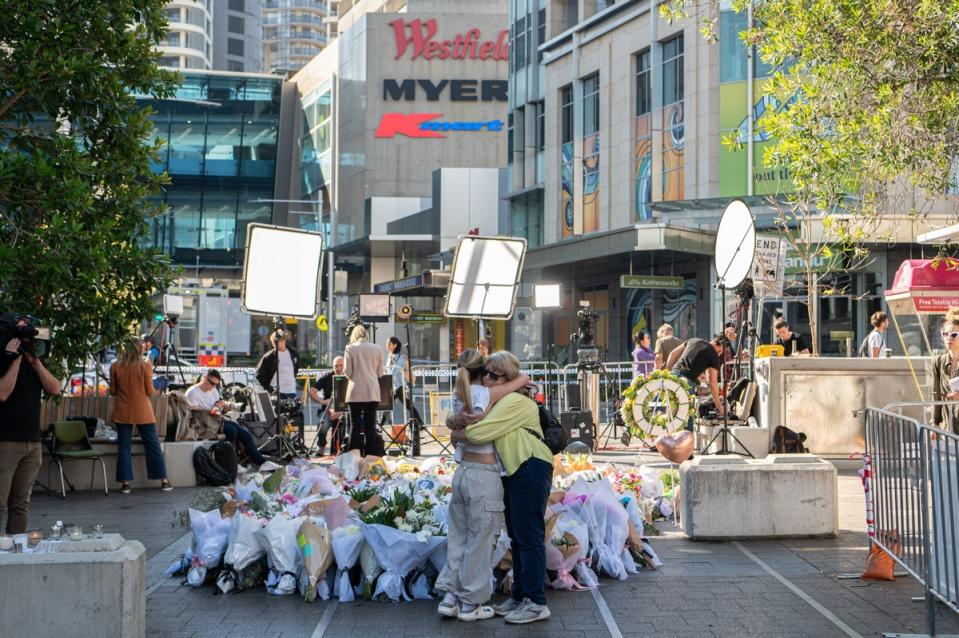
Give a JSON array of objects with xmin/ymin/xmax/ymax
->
[
  {"xmin": 664, "ymin": 0, "xmax": 959, "ymax": 352},
  {"xmin": 0, "ymin": 1, "xmax": 177, "ymax": 376}
]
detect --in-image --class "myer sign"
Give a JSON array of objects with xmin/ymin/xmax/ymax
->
[{"xmin": 620, "ymin": 275, "xmax": 684, "ymax": 289}]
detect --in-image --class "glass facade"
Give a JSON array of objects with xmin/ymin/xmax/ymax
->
[
  {"xmin": 139, "ymin": 72, "xmax": 282, "ymax": 266},
  {"xmin": 297, "ymin": 82, "xmax": 334, "ymax": 233}
]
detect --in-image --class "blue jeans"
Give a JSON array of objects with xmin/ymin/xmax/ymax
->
[
  {"xmin": 115, "ymin": 424, "xmax": 167, "ymax": 483},
  {"xmin": 223, "ymin": 421, "xmax": 267, "ymax": 466},
  {"xmin": 502, "ymin": 457, "xmax": 552, "ymax": 606}
]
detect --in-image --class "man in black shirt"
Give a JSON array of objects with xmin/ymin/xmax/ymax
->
[
  {"xmin": 0, "ymin": 330, "xmax": 62, "ymax": 533},
  {"xmin": 665, "ymin": 335, "xmax": 727, "ymax": 418},
  {"xmin": 308, "ymin": 356, "xmax": 345, "ymax": 455},
  {"xmin": 774, "ymin": 320, "xmax": 810, "ymax": 356}
]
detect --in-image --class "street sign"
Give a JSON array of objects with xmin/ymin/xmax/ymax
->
[
  {"xmin": 619, "ymin": 275, "xmax": 684, "ymax": 289},
  {"xmin": 752, "ymin": 235, "xmax": 786, "ymax": 296},
  {"xmin": 411, "ymin": 312, "xmax": 445, "ymax": 323}
]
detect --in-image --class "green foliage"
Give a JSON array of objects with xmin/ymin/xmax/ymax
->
[
  {"xmin": 0, "ymin": 0, "xmax": 178, "ymax": 376},
  {"xmin": 262, "ymin": 466, "xmax": 287, "ymax": 493}
]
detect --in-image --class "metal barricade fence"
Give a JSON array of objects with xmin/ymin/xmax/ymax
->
[{"xmin": 865, "ymin": 404, "xmax": 959, "ymax": 635}]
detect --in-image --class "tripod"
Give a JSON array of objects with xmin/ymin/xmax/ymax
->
[
  {"xmin": 701, "ymin": 283, "xmax": 754, "ymax": 458},
  {"xmin": 393, "ymin": 320, "xmax": 451, "ymax": 457}
]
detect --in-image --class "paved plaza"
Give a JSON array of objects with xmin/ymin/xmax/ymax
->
[{"xmin": 25, "ymin": 451, "xmax": 959, "ymax": 638}]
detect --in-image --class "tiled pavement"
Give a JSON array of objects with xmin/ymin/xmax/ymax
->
[{"xmin": 26, "ymin": 456, "xmax": 959, "ymax": 637}]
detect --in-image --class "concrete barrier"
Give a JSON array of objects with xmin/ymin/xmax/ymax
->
[
  {"xmin": 680, "ymin": 454, "xmax": 838, "ymax": 540},
  {"xmin": 0, "ymin": 534, "xmax": 145, "ymax": 637}
]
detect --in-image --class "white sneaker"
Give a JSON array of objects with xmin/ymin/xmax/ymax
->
[
  {"xmin": 492, "ymin": 598, "xmax": 522, "ymax": 616},
  {"xmin": 503, "ymin": 598, "xmax": 551, "ymax": 624},
  {"xmin": 259, "ymin": 461, "xmax": 283, "ymax": 472}
]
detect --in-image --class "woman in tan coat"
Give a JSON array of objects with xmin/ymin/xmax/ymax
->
[
  {"xmin": 110, "ymin": 336, "xmax": 172, "ymax": 494},
  {"xmin": 344, "ymin": 324, "xmax": 385, "ymax": 456}
]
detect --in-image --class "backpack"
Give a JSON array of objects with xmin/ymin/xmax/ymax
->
[
  {"xmin": 771, "ymin": 426, "xmax": 807, "ymax": 454},
  {"xmin": 858, "ymin": 329, "xmax": 883, "ymax": 357},
  {"xmin": 527, "ymin": 403, "xmax": 569, "ymax": 455},
  {"xmin": 192, "ymin": 442, "xmax": 238, "ymax": 486}
]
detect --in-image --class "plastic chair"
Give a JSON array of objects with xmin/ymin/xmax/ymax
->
[{"xmin": 47, "ymin": 420, "xmax": 108, "ymax": 498}]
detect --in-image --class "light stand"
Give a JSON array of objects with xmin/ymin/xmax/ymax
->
[
  {"xmin": 257, "ymin": 316, "xmax": 306, "ymax": 462},
  {"xmin": 702, "ymin": 200, "xmax": 756, "ymax": 458}
]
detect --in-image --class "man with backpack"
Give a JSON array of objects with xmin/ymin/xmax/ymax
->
[{"xmin": 860, "ymin": 311, "xmax": 889, "ymax": 358}]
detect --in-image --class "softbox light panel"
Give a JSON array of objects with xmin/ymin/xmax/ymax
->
[
  {"xmin": 444, "ymin": 235, "xmax": 527, "ymax": 320},
  {"xmin": 241, "ymin": 224, "xmax": 325, "ymax": 319}
]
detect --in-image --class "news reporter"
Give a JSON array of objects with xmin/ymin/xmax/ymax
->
[{"xmin": 0, "ymin": 325, "xmax": 61, "ymax": 533}]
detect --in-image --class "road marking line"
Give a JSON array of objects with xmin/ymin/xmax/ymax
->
[
  {"xmin": 590, "ymin": 586, "xmax": 624, "ymax": 638},
  {"xmin": 311, "ymin": 600, "xmax": 338, "ymax": 638},
  {"xmin": 733, "ymin": 540, "xmax": 862, "ymax": 638}
]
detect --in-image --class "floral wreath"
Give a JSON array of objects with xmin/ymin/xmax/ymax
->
[{"xmin": 620, "ymin": 369, "xmax": 693, "ymax": 440}]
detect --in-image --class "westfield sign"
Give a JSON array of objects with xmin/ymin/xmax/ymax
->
[{"xmin": 390, "ymin": 18, "xmax": 509, "ymax": 62}]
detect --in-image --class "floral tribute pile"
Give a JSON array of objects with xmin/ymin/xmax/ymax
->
[{"xmin": 167, "ymin": 451, "xmax": 678, "ymax": 602}]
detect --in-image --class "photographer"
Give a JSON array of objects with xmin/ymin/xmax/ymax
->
[
  {"xmin": 665, "ymin": 335, "xmax": 727, "ymax": 422},
  {"xmin": 255, "ymin": 329, "xmax": 300, "ymax": 399},
  {"xmin": 0, "ymin": 321, "xmax": 61, "ymax": 534}
]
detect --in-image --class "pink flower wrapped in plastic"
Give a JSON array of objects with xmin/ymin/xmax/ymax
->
[{"xmin": 545, "ymin": 508, "xmax": 592, "ymax": 590}]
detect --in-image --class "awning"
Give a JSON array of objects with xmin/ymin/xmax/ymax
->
[{"xmin": 523, "ymin": 223, "xmax": 716, "ymax": 271}]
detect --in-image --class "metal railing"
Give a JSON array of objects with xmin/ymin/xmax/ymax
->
[{"xmin": 865, "ymin": 404, "xmax": 959, "ymax": 635}]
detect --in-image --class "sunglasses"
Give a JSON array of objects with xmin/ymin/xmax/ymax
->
[
  {"xmin": 483, "ymin": 369, "xmax": 504, "ymax": 381},
  {"xmin": 943, "ymin": 331, "xmax": 959, "ymax": 340}
]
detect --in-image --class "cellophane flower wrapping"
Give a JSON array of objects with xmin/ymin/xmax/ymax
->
[
  {"xmin": 297, "ymin": 519, "xmax": 334, "ymax": 602},
  {"xmin": 331, "ymin": 523, "xmax": 364, "ymax": 602},
  {"xmin": 545, "ymin": 507, "xmax": 591, "ymax": 590},
  {"xmin": 255, "ymin": 514, "xmax": 306, "ymax": 595},
  {"xmin": 361, "ymin": 522, "xmax": 446, "ymax": 601},
  {"xmin": 217, "ymin": 513, "xmax": 266, "ymax": 594},
  {"xmin": 187, "ymin": 508, "xmax": 232, "ymax": 587}
]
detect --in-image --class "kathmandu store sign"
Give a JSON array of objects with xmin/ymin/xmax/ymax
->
[
  {"xmin": 391, "ymin": 18, "xmax": 509, "ymax": 61},
  {"xmin": 375, "ymin": 113, "xmax": 504, "ymax": 139}
]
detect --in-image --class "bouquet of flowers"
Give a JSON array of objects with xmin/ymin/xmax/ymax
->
[
  {"xmin": 186, "ymin": 508, "xmax": 232, "ymax": 587},
  {"xmin": 297, "ymin": 520, "xmax": 334, "ymax": 602},
  {"xmin": 330, "ymin": 523, "xmax": 364, "ymax": 603},
  {"xmin": 217, "ymin": 513, "xmax": 266, "ymax": 594},
  {"xmin": 255, "ymin": 514, "xmax": 307, "ymax": 595},
  {"xmin": 360, "ymin": 521, "xmax": 446, "ymax": 601},
  {"xmin": 545, "ymin": 508, "xmax": 592, "ymax": 590}
]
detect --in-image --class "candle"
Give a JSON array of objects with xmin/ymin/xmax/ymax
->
[
  {"xmin": 68, "ymin": 526, "xmax": 83, "ymax": 541},
  {"xmin": 0, "ymin": 536, "xmax": 12, "ymax": 551},
  {"xmin": 93, "ymin": 525, "xmax": 103, "ymax": 539},
  {"xmin": 27, "ymin": 531, "xmax": 43, "ymax": 547}
]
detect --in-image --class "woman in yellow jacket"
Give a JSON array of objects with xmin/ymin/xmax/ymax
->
[{"xmin": 450, "ymin": 350, "xmax": 553, "ymax": 625}]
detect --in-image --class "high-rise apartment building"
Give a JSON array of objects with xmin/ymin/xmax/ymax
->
[
  {"xmin": 263, "ymin": 0, "xmax": 337, "ymax": 74},
  {"xmin": 212, "ymin": 0, "xmax": 264, "ymax": 72},
  {"xmin": 158, "ymin": 0, "xmax": 213, "ymax": 69}
]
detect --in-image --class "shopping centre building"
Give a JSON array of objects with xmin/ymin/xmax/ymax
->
[
  {"xmin": 139, "ymin": 0, "xmax": 958, "ymax": 365},
  {"xmin": 503, "ymin": 0, "xmax": 956, "ymax": 364}
]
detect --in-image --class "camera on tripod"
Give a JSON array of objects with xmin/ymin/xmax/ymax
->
[
  {"xmin": 571, "ymin": 301, "xmax": 599, "ymax": 349},
  {"xmin": 343, "ymin": 304, "xmax": 366, "ymax": 337},
  {"xmin": 275, "ymin": 397, "xmax": 302, "ymax": 418},
  {"xmin": 0, "ymin": 313, "xmax": 51, "ymax": 360}
]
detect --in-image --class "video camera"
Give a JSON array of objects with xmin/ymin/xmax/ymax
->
[
  {"xmin": 0, "ymin": 313, "xmax": 51, "ymax": 360},
  {"xmin": 571, "ymin": 301, "xmax": 599, "ymax": 349},
  {"xmin": 344, "ymin": 304, "xmax": 367, "ymax": 337}
]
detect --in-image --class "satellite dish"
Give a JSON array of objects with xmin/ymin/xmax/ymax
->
[{"xmin": 714, "ymin": 199, "xmax": 756, "ymax": 289}]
